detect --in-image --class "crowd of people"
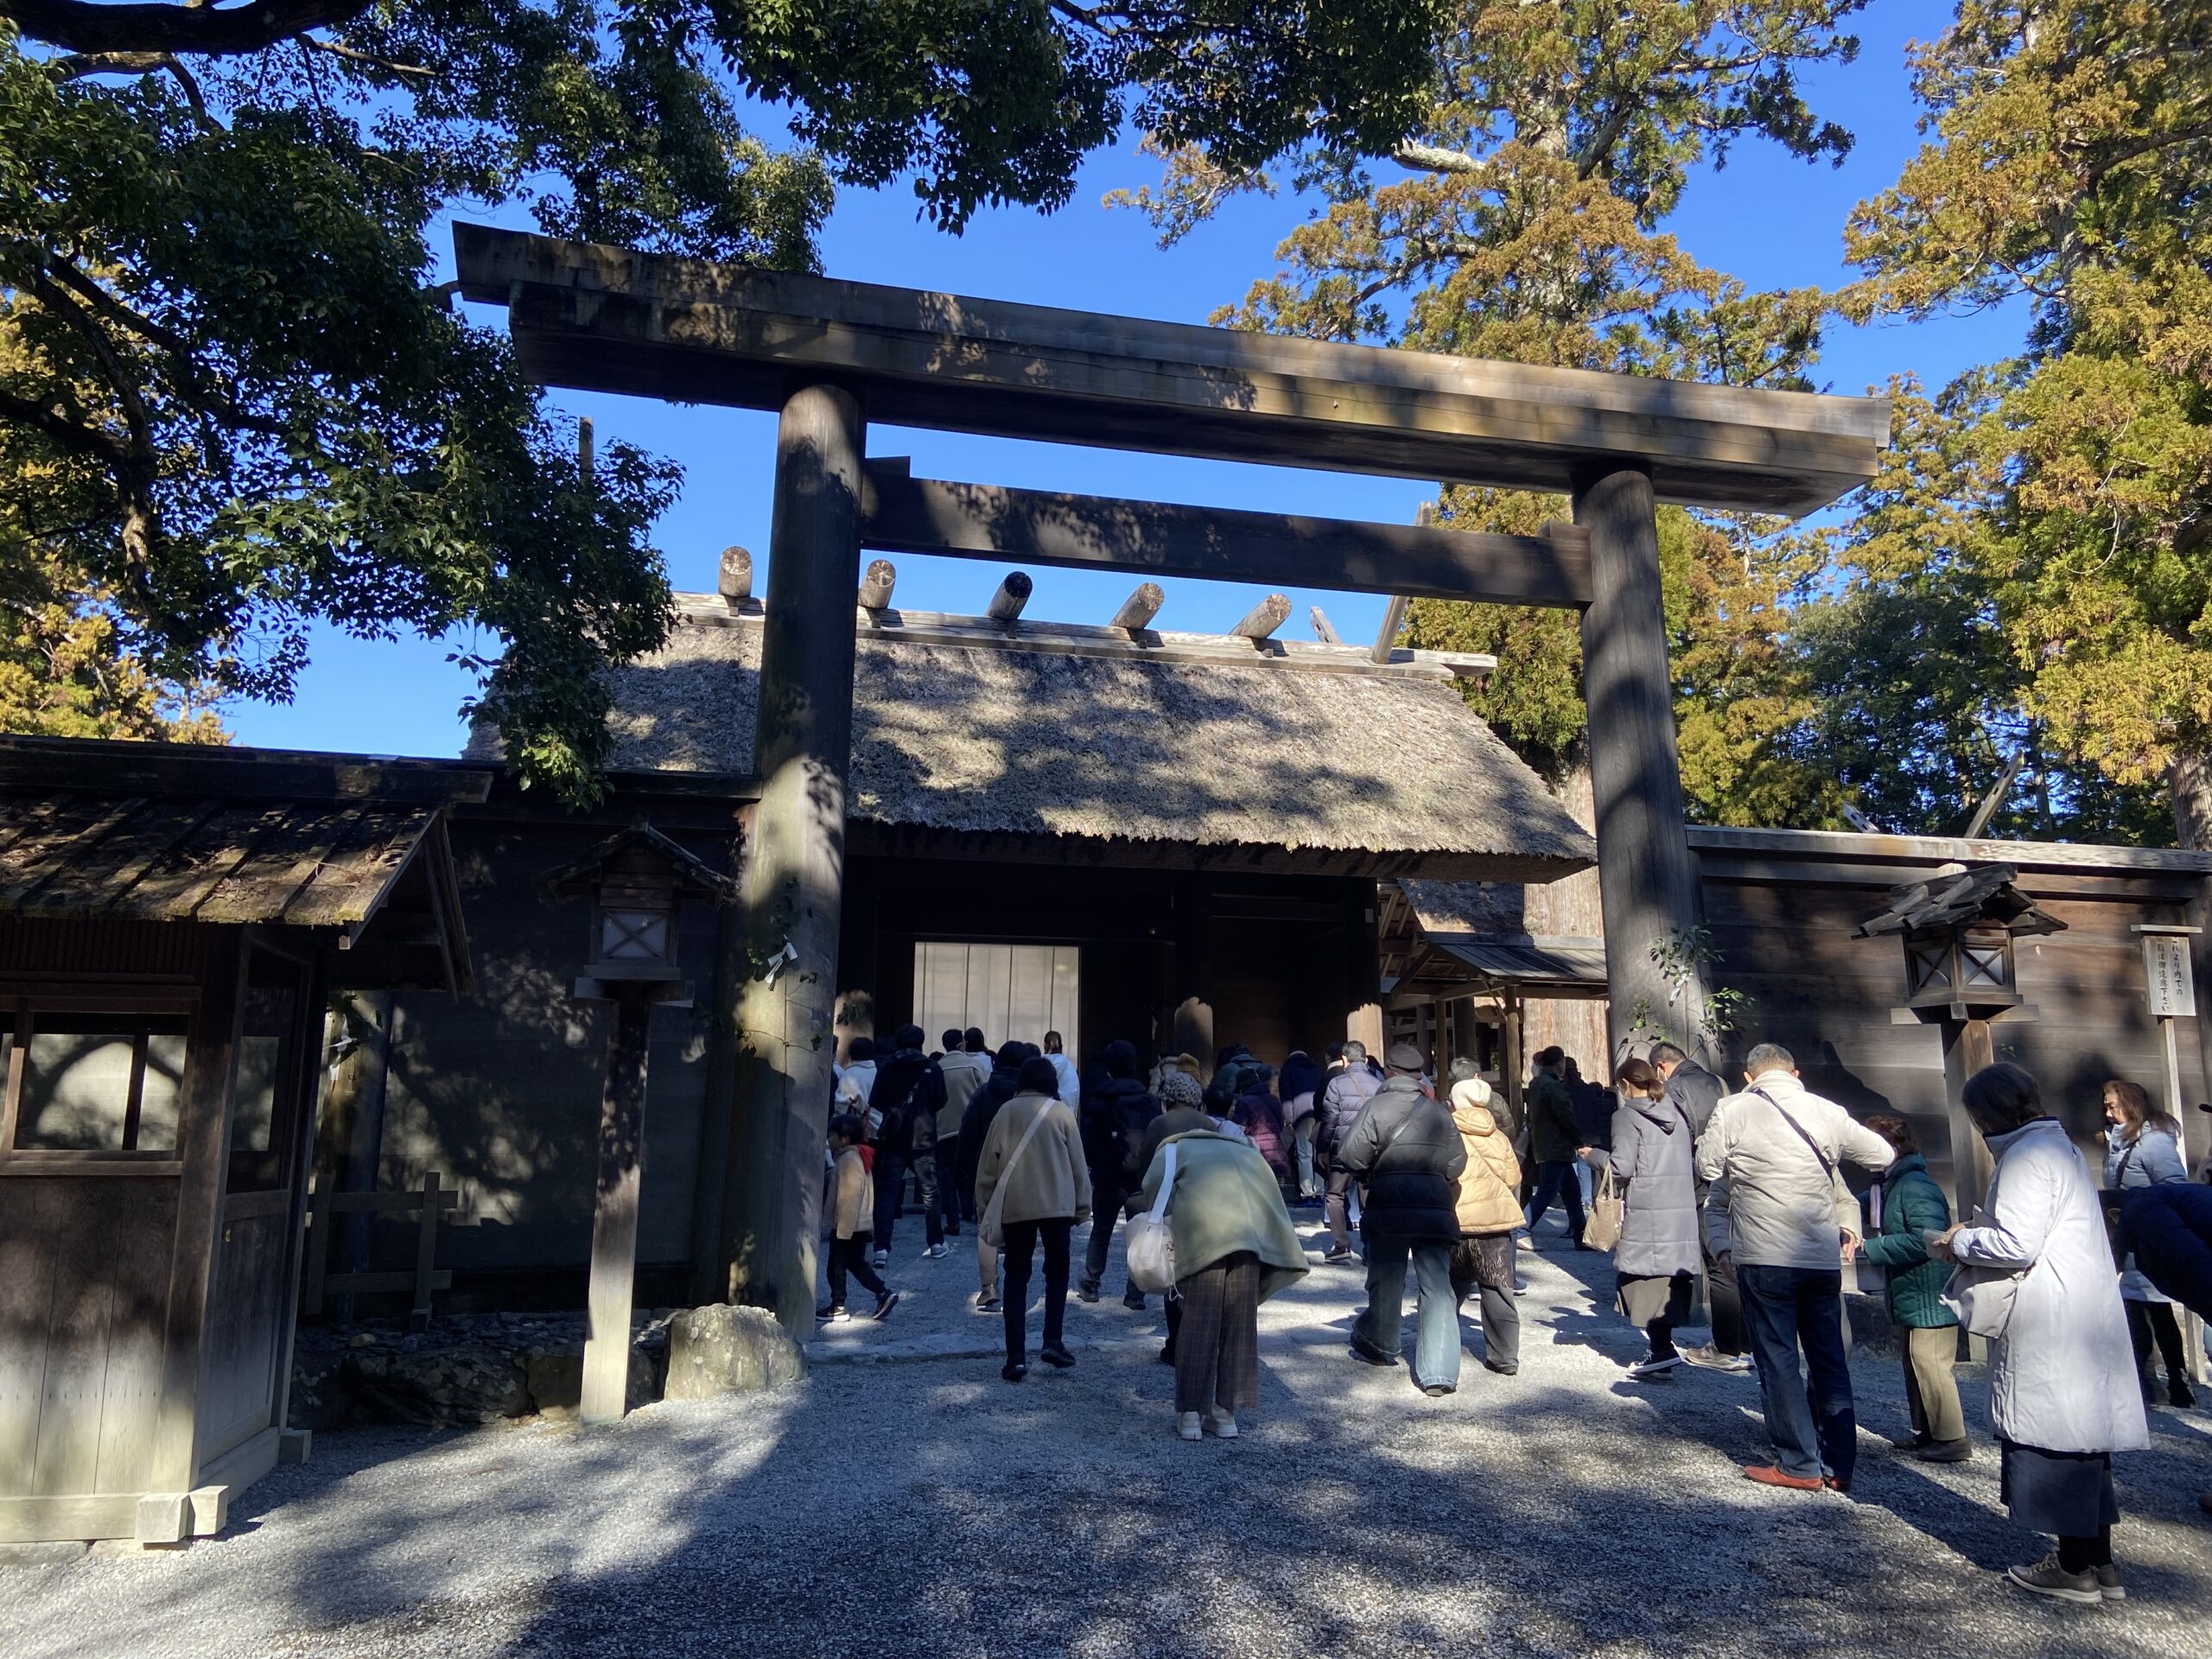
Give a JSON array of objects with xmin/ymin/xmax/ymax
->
[{"xmin": 826, "ymin": 1022, "xmax": 2212, "ymax": 1606}]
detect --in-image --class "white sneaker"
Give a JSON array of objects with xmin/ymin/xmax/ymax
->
[
  {"xmin": 920, "ymin": 1243, "xmax": 949, "ymax": 1260},
  {"xmin": 1628, "ymin": 1352, "xmax": 1683, "ymax": 1381},
  {"xmin": 1177, "ymin": 1412, "xmax": 1204, "ymax": 1442},
  {"xmin": 872, "ymin": 1249, "xmax": 889, "ymax": 1270},
  {"xmin": 1205, "ymin": 1408, "xmax": 1238, "ymax": 1440},
  {"xmin": 1515, "ymin": 1236, "xmax": 1535, "ymax": 1253}
]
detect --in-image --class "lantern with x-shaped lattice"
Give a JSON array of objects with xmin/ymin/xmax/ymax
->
[{"xmin": 1856, "ymin": 862, "xmax": 2065, "ymax": 1022}]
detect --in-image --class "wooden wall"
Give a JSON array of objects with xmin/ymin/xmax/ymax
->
[
  {"xmin": 1695, "ymin": 847, "xmax": 2212, "ymax": 1193},
  {"xmin": 369, "ymin": 820, "xmax": 728, "ymax": 1299}
]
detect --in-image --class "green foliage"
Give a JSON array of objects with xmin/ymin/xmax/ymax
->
[
  {"xmin": 1203, "ymin": 3, "xmax": 1865, "ymax": 822},
  {"xmin": 0, "ymin": 0, "xmax": 1440, "ymax": 795},
  {"xmin": 1840, "ymin": 0, "xmax": 2212, "ymax": 840}
]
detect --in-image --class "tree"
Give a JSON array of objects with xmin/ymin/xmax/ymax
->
[
  {"xmin": 0, "ymin": 2, "xmax": 1442, "ymax": 796},
  {"xmin": 1120, "ymin": 2, "xmax": 1866, "ymax": 823},
  {"xmin": 1840, "ymin": 0, "xmax": 2212, "ymax": 844}
]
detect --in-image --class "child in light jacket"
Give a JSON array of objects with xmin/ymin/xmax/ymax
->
[{"xmin": 822, "ymin": 1114, "xmax": 899, "ymax": 1323}]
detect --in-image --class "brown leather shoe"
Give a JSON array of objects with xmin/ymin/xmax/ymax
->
[
  {"xmin": 1743, "ymin": 1465, "xmax": 1823, "ymax": 1491},
  {"xmin": 1822, "ymin": 1475, "xmax": 1853, "ymax": 1495}
]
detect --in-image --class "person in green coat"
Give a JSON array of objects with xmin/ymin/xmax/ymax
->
[
  {"xmin": 1859, "ymin": 1115, "xmax": 1968, "ymax": 1462},
  {"xmin": 1135, "ymin": 1126, "xmax": 1309, "ymax": 1442}
]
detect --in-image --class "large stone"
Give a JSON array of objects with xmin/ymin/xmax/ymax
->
[
  {"xmin": 285, "ymin": 1345, "xmax": 355, "ymax": 1433},
  {"xmin": 664, "ymin": 1304, "xmax": 804, "ymax": 1400}
]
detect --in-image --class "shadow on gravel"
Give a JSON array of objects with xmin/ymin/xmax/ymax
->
[{"xmin": 22, "ymin": 1236, "xmax": 2211, "ymax": 1659}]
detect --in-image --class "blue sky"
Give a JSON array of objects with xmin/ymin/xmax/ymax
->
[{"xmin": 228, "ymin": 0, "xmax": 2024, "ymax": 759}]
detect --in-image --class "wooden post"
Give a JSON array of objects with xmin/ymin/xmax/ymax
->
[
  {"xmin": 1345, "ymin": 877, "xmax": 1384, "ymax": 1057},
  {"xmin": 986, "ymin": 571, "xmax": 1033, "ymax": 621},
  {"xmin": 1574, "ymin": 462, "xmax": 1706, "ymax": 1061},
  {"xmin": 410, "ymin": 1169, "xmax": 442, "ymax": 1332},
  {"xmin": 1172, "ymin": 874, "xmax": 1214, "ymax": 1077},
  {"xmin": 1370, "ymin": 595, "xmax": 1408, "ymax": 664},
  {"xmin": 719, "ymin": 546, "xmax": 753, "ymax": 603},
  {"xmin": 723, "ymin": 381, "xmax": 866, "ymax": 1338},
  {"xmin": 689, "ymin": 888, "xmax": 747, "ymax": 1308},
  {"xmin": 858, "ymin": 558, "xmax": 896, "ymax": 613},
  {"xmin": 1502, "ymin": 988, "xmax": 1525, "ymax": 1122},
  {"xmin": 1941, "ymin": 1017, "xmax": 1998, "ymax": 1221},
  {"xmin": 1230, "ymin": 594, "xmax": 1290, "ymax": 641},
  {"xmin": 582, "ymin": 994, "xmax": 650, "ymax": 1422}
]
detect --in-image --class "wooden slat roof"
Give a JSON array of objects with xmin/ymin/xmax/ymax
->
[{"xmin": 0, "ymin": 739, "xmax": 491, "ymax": 989}]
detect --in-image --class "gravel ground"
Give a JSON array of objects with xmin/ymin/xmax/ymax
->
[{"xmin": 4, "ymin": 1214, "xmax": 2209, "ymax": 1659}]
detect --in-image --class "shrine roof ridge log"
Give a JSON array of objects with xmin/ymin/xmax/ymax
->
[{"xmin": 454, "ymin": 225, "xmax": 1891, "ymax": 517}]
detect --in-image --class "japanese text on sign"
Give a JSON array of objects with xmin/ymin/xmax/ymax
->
[{"xmin": 2144, "ymin": 935, "xmax": 2198, "ymax": 1019}]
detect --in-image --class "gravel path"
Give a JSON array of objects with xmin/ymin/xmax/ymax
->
[{"xmin": 4, "ymin": 1215, "xmax": 2209, "ymax": 1659}]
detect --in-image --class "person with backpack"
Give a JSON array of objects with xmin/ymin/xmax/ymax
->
[
  {"xmin": 1586, "ymin": 1057, "xmax": 1700, "ymax": 1381},
  {"xmin": 869, "ymin": 1026, "xmax": 948, "ymax": 1266},
  {"xmin": 1696, "ymin": 1043, "xmax": 1895, "ymax": 1493},
  {"xmin": 975, "ymin": 1055, "xmax": 1091, "ymax": 1383},
  {"xmin": 1077, "ymin": 1039, "xmax": 1160, "ymax": 1307},
  {"xmin": 1340, "ymin": 1042, "xmax": 1469, "ymax": 1396}
]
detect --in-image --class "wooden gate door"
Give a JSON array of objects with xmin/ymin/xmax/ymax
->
[{"xmin": 196, "ymin": 944, "xmax": 319, "ymax": 1471}]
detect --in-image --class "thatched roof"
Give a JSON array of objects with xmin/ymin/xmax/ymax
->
[{"xmin": 535, "ymin": 598, "xmax": 1593, "ymax": 880}]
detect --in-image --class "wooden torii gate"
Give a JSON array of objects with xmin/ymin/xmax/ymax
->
[{"xmin": 454, "ymin": 224, "xmax": 1890, "ymax": 1336}]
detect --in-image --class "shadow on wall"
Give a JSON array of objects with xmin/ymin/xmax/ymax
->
[{"xmin": 362, "ymin": 824, "xmax": 722, "ymax": 1282}]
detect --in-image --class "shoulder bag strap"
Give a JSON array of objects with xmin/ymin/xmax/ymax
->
[
  {"xmin": 983, "ymin": 1103, "xmax": 1054, "ymax": 1224},
  {"xmin": 1147, "ymin": 1141, "xmax": 1179, "ymax": 1223},
  {"xmin": 1751, "ymin": 1084, "xmax": 1838, "ymax": 1186}
]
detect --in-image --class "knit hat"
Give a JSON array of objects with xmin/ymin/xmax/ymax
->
[
  {"xmin": 1160, "ymin": 1071, "xmax": 1204, "ymax": 1110},
  {"xmin": 1386, "ymin": 1040, "xmax": 1426, "ymax": 1073}
]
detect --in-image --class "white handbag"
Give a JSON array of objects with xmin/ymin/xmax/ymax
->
[{"xmin": 1124, "ymin": 1142, "xmax": 1180, "ymax": 1294}]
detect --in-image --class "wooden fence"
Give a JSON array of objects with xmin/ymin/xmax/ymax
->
[{"xmin": 299, "ymin": 1171, "xmax": 463, "ymax": 1329}]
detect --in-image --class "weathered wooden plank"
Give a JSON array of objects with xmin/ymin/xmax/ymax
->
[
  {"xmin": 1684, "ymin": 823, "xmax": 2212, "ymax": 875},
  {"xmin": 457, "ymin": 224, "xmax": 1887, "ymax": 515},
  {"xmin": 192, "ymin": 805, "xmax": 366, "ymax": 926},
  {"xmin": 582, "ymin": 1000, "xmax": 649, "ymax": 1423},
  {"xmin": 0, "ymin": 1181, "xmax": 54, "ymax": 1496},
  {"xmin": 93, "ymin": 1181, "xmax": 175, "ymax": 1497},
  {"xmin": 0, "ymin": 1491, "xmax": 140, "ymax": 1543},
  {"xmin": 30, "ymin": 1194, "xmax": 115, "ymax": 1497},
  {"xmin": 858, "ymin": 471, "xmax": 1593, "ymax": 607}
]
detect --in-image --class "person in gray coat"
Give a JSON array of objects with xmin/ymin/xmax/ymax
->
[
  {"xmin": 1341, "ymin": 1042, "xmax": 1469, "ymax": 1395},
  {"xmin": 1586, "ymin": 1057, "xmax": 1702, "ymax": 1380}
]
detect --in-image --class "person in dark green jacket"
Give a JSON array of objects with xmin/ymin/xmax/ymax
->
[{"xmin": 1859, "ymin": 1115, "xmax": 1968, "ymax": 1461}]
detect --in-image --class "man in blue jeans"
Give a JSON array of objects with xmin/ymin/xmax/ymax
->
[
  {"xmin": 1696, "ymin": 1043, "xmax": 1895, "ymax": 1491},
  {"xmin": 1338, "ymin": 1042, "xmax": 1468, "ymax": 1395}
]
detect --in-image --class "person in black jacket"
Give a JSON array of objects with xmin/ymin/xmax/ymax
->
[
  {"xmin": 1340, "ymin": 1041, "xmax": 1469, "ymax": 1396},
  {"xmin": 1077, "ymin": 1039, "xmax": 1160, "ymax": 1307},
  {"xmin": 1317, "ymin": 1040, "xmax": 1382, "ymax": 1262},
  {"xmin": 959, "ymin": 1041, "xmax": 1033, "ymax": 1313},
  {"xmin": 869, "ymin": 1026, "xmax": 949, "ymax": 1265}
]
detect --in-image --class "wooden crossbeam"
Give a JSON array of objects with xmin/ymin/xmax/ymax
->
[
  {"xmin": 455, "ymin": 224, "xmax": 1889, "ymax": 514},
  {"xmin": 858, "ymin": 468, "xmax": 1594, "ymax": 608}
]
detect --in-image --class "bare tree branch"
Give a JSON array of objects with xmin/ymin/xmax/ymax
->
[{"xmin": 1393, "ymin": 140, "xmax": 1483, "ymax": 175}]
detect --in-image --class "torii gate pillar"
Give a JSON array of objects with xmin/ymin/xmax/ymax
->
[
  {"xmin": 721, "ymin": 381, "xmax": 866, "ymax": 1336},
  {"xmin": 1575, "ymin": 462, "xmax": 1708, "ymax": 1062}
]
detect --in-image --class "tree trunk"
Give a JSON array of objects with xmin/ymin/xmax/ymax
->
[{"xmin": 2169, "ymin": 745, "xmax": 2212, "ymax": 850}]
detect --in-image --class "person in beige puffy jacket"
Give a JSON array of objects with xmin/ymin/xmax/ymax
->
[
  {"xmin": 821, "ymin": 1114, "xmax": 899, "ymax": 1323},
  {"xmin": 975, "ymin": 1057, "xmax": 1093, "ymax": 1382},
  {"xmin": 1448, "ymin": 1077, "xmax": 1523, "ymax": 1376}
]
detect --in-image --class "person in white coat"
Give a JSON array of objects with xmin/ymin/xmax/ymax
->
[{"xmin": 1936, "ymin": 1063, "xmax": 2151, "ymax": 1606}]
